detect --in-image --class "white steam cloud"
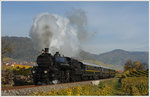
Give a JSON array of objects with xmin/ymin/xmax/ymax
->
[{"xmin": 30, "ymin": 9, "xmax": 88, "ymax": 57}]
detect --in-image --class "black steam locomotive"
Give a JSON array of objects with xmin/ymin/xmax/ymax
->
[{"xmin": 31, "ymin": 48, "xmax": 116, "ymax": 85}]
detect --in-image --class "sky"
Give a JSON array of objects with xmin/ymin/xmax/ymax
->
[{"xmin": 1, "ymin": 1, "xmax": 149, "ymax": 54}]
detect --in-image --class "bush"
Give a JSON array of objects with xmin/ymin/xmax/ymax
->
[
  {"xmin": 132, "ymin": 86, "xmax": 140, "ymax": 96},
  {"xmin": 2, "ymin": 66, "xmax": 33, "ymax": 86},
  {"xmin": 2, "ymin": 68, "xmax": 14, "ymax": 86}
]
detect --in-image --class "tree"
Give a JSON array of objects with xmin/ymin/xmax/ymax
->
[
  {"xmin": 124, "ymin": 59, "xmax": 147, "ymax": 72},
  {"xmin": 133, "ymin": 61, "xmax": 141, "ymax": 71},
  {"xmin": 124, "ymin": 59, "xmax": 133, "ymax": 72},
  {"xmin": 2, "ymin": 40, "xmax": 12, "ymax": 62}
]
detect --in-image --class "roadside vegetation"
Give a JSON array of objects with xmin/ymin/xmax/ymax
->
[
  {"xmin": 31, "ymin": 78, "xmax": 120, "ymax": 96},
  {"xmin": 2, "ymin": 65, "xmax": 33, "ymax": 87},
  {"xmin": 2, "ymin": 43, "xmax": 33, "ymax": 87}
]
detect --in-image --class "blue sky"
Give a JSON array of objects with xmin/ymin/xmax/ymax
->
[{"xmin": 2, "ymin": 1, "xmax": 149, "ymax": 54}]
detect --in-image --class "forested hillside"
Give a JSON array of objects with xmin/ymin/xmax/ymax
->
[{"xmin": 2, "ymin": 36, "xmax": 40, "ymax": 62}]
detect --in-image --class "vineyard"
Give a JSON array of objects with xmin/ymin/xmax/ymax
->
[{"xmin": 125, "ymin": 70, "xmax": 148, "ymax": 77}]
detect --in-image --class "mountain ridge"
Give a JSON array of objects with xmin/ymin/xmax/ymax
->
[{"xmin": 96, "ymin": 49, "xmax": 148, "ymax": 66}]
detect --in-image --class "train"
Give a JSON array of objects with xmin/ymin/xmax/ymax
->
[{"xmin": 31, "ymin": 48, "xmax": 116, "ymax": 85}]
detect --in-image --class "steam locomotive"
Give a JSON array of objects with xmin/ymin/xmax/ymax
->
[{"xmin": 31, "ymin": 48, "xmax": 116, "ymax": 85}]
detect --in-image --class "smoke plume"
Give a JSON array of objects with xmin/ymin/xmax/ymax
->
[{"xmin": 29, "ymin": 9, "xmax": 88, "ymax": 57}]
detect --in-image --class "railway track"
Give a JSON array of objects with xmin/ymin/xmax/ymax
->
[
  {"xmin": 2, "ymin": 78, "xmax": 115, "ymax": 96},
  {"xmin": 2, "ymin": 78, "xmax": 111, "ymax": 91},
  {"xmin": 2, "ymin": 85, "xmax": 35, "ymax": 91}
]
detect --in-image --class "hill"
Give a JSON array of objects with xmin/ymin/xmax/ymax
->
[
  {"xmin": 2, "ymin": 36, "xmax": 40, "ymax": 62},
  {"xmin": 97, "ymin": 49, "xmax": 148, "ymax": 66},
  {"xmin": 2, "ymin": 36, "xmax": 98, "ymax": 62}
]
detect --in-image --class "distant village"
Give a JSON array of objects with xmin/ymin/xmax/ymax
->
[{"xmin": 2, "ymin": 61, "xmax": 35, "ymax": 68}]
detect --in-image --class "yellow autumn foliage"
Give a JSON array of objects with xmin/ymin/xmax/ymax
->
[
  {"xmin": 31, "ymin": 79, "xmax": 119, "ymax": 96},
  {"xmin": 3, "ymin": 65, "xmax": 32, "ymax": 76},
  {"xmin": 13, "ymin": 64, "xmax": 33, "ymax": 69},
  {"xmin": 121, "ymin": 77, "xmax": 148, "ymax": 95}
]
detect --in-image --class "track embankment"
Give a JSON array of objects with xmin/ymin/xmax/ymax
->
[{"xmin": 2, "ymin": 78, "xmax": 116, "ymax": 96}]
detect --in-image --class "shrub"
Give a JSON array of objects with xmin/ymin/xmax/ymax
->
[
  {"xmin": 132, "ymin": 86, "xmax": 140, "ymax": 96},
  {"xmin": 2, "ymin": 68, "xmax": 14, "ymax": 86}
]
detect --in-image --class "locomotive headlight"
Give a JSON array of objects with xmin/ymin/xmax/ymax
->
[
  {"xmin": 44, "ymin": 70, "xmax": 48, "ymax": 74},
  {"xmin": 32, "ymin": 70, "xmax": 35, "ymax": 73}
]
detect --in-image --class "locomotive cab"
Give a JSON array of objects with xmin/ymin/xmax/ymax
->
[{"xmin": 55, "ymin": 56, "xmax": 70, "ymax": 70}]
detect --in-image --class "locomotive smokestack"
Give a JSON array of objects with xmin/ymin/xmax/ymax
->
[{"xmin": 45, "ymin": 48, "xmax": 49, "ymax": 53}]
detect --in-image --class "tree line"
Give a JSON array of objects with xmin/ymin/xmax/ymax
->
[{"xmin": 124, "ymin": 59, "xmax": 148, "ymax": 72}]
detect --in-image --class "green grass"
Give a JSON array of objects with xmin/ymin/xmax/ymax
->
[{"xmin": 99, "ymin": 78, "xmax": 125, "ymax": 95}]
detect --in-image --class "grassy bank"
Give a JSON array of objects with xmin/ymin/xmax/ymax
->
[
  {"xmin": 31, "ymin": 76, "xmax": 149, "ymax": 96},
  {"xmin": 31, "ymin": 78, "xmax": 123, "ymax": 96}
]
